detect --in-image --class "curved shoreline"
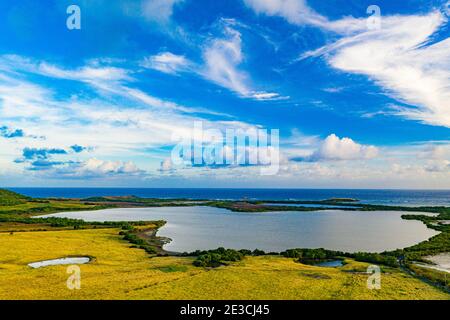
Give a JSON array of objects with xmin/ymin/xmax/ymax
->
[{"xmin": 2, "ymin": 188, "xmax": 448, "ymax": 292}]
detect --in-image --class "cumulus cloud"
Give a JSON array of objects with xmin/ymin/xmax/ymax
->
[
  {"xmin": 421, "ymin": 145, "xmax": 449, "ymax": 160},
  {"xmin": 159, "ymin": 158, "xmax": 175, "ymax": 172},
  {"xmin": 424, "ymin": 159, "xmax": 450, "ymax": 172},
  {"xmin": 29, "ymin": 158, "xmax": 146, "ymax": 179},
  {"xmin": 293, "ymin": 134, "xmax": 378, "ymax": 161},
  {"xmin": 74, "ymin": 158, "xmax": 144, "ymax": 177},
  {"xmin": 421, "ymin": 144, "xmax": 450, "ymax": 172}
]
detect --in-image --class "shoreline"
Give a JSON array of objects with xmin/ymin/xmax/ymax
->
[{"xmin": 1, "ymin": 188, "xmax": 449, "ymax": 293}]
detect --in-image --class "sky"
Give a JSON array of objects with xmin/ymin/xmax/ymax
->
[{"xmin": 0, "ymin": 0, "xmax": 449, "ymax": 188}]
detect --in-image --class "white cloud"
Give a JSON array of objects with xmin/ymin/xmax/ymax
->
[
  {"xmin": 421, "ymin": 145, "xmax": 450, "ymax": 160},
  {"xmin": 141, "ymin": 52, "xmax": 191, "ymax": 74},
  {"xmin": 137, "ymin": 22, "xmax": 283, "ymax": 101},
  {"xmin": 245, "ymin": 2, "xmax": 450, "ymax": 127},
  {"xmin": 140, "ymin": 28, "xmax": 284, "ymax": 100},
  {"xmin": 201, "ymin": 25, "xmax": 281, "ymax": 100},
  {"xmin": 243, "ymin": 0, "xmax": 366, "ymax": 34},
  {"xmin": 141, "ymin": 0, "xmax": 183, "ymax": 24},
  {"xmin": 33, "ymin": 158, "xmax": 146, "ymax": 179},
  {"xmin": 424, "ymin": 159, "xmax": 450, "ymax": 172},
  {"xmin": 244, "ymin": 0, "xmax": 326, "ymax": 25},
  {"xmin": 322, "ymin": 87, "xmax": 344, "ymax": 93},
  {"xmin": 420, "ymin": 144, "xmax": 450, "ymax": 172},
  {"xmin": 159, "ymin": 158, "xmax": 175, "ymax": 172},
  {"xmin": 78, "ymin": 158, "xmax": 143, "ymax": 176},
  {"xmin": 0, "ymin": 55, "xmax": 130, "ymax": 83},
  {"xmin": 303, "ymin": 11, "xmax": 450, "ymax": 128},
  {"xmin": 251, "ymin": 91, "xmax": 288, "ymax": 101},
  {"xmin": 0, "ymin": 55, "xmax": 226, "ymax": 117},
  {"xmin": 303, "ymin": 134, "xmax": 378, "ymax": 161},
  {"xmin": 0, "ymin": 55, "xmax": 267, "ymax": 181},
  {"xmin": 202, "ymin": 27, "xmax": 249, "ymax": 95},
  {"xmin": 39, "ymin": 63, "xmax": 130, "ymax": 82}
]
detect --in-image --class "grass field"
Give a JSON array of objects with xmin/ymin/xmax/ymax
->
[{"xmin": 0, "ymin": 228, "xmax": 448, "ymax": 300}]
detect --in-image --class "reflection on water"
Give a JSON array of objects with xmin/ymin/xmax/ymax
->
[
  {"xmin": 40, "ymin": 206, "xmax": 439, "ymax": 253},
  {"xmin": 314, "ymin": 260, "xmax": 344, "ymax": 267}
]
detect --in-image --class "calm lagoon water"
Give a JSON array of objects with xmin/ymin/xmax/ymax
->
[
  {"xmin": 40, "ymin": 206, "xmax": 439, "ymax": 253},
  {"xmin": 314, "ymin": 260, "xmax": 344, "ymax": 267},
  {"xmin": 262, "ymin": 203, "xmax": 359, "ymax": 209}
]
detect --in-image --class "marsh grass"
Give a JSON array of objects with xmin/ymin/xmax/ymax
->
[{"xmin": 0, "ymin": 228, "xmax": 448, "ymax": 300}]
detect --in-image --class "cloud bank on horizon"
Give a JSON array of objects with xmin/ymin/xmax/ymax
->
[{"xmin": 0, "ymin": 0, "xmax": 449, "ymax": 188}]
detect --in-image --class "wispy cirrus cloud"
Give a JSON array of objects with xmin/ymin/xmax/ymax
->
[
  {"xmin": 245, "ymin": 1, "xmax": 450, "ymax": 128},
  {"xmin": 302, "ymin": 10, "xmax": 450, "ymax": 128},
  {"xmin": 0, "ymin": 54, "xmax": 265, "ymax": 179},
  {"xmin": 0, "ymin": 1, "xmax": 448, "ymax": 188},
  {"xmin": 141, "ymin": 0, "xmax": 184, "ymax": 24},
  {"xmin": 141, "ymin": 23, "xmax": 286, "ymax": 101},
  {"xmin": 201, "ymin": 24, "xmax": 286, "ymax": 100},
  {"xmin": 141, "ymin": 51, "xmax": 191, "ymax": 74},
  {"xmin": 243, "ymin": 0, "xmax": 367, "ymax": 34},
  {"xmin": 0, "ymin": 54, "xmax": 226, "ymax": 117}
]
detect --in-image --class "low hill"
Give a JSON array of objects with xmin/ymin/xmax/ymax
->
[{"xmin": 0, "ymin": 189, "xmax": 30, "ymax": 206}]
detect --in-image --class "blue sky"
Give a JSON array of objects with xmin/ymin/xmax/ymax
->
[{"xmin": 0, "ymin": 0, "xmax": 449, "ymax": 188}]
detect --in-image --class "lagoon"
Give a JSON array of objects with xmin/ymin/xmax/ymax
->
[
  {"xmin": 40, "ymin": 206, "xmax": 439, "ymax": 253},
  {"xmin": 262, "ymin": 203, "xmax": 360, "ymax": 209}
]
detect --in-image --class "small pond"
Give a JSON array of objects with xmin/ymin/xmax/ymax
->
[
  {"xmin": 28, "ymin": 257, "xmax": 91, "ymax": 269},
  {"xmin": 314, "ymin": 260, "xmax": 344, "ymax": 267}
]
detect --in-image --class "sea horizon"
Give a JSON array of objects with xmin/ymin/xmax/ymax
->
[{"xmin": 7, "ymin": 187, "xmax": 450, "ymax": 207}]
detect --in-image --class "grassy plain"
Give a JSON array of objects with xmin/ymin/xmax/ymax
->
[{"xmin": 0, "ymin": 228, "xmax": 448, "ymax": 300}]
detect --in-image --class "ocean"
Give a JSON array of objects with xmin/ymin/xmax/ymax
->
[{"xmin": 8, "ymin": 188, "xmax": 450, "ymax": 206}]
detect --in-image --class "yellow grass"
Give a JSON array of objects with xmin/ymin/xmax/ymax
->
[{"xmin": 0, "ymin": 228, "xmax": 448, "ymax": 300}]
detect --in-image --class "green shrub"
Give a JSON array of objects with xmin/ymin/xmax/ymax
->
[{"xmin": 192, "ymin": 248, "xmax": 244, "ymax": 267}]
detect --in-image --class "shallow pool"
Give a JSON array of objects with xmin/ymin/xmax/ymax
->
[{"xmin": 28, "ymin": 257, "xmax": 91, "ymax": 268}]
